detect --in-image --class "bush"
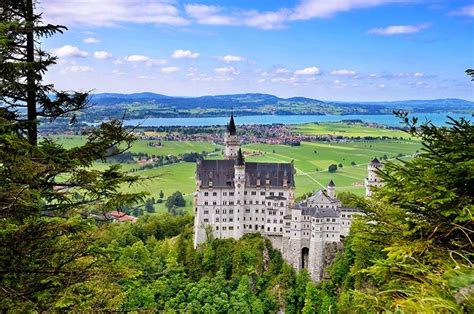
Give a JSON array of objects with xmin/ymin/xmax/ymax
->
[{"xmin": 328, "ymin": 164, "xmax": 338, "ymax": 173}]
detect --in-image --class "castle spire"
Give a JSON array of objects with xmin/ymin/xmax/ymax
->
[
  {"xmin": 236, "ymin": 148, "xmax": 245, "ymax": 166},
  {"xmin": 227, "ymin": 112, "xmax": 236, "ymax": 135}
]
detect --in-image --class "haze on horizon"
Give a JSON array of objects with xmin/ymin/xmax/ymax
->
[{"xmin": 41, "ymin": 0, "xmax": 474, "ymax": 101}]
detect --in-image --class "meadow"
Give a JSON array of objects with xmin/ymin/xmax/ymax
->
[
  {"xmin": 292, "ymin": 122, "xmax": 411, "ymax": 138},
  {"xmin": 44, "ymin": 125, "xmax": 421, "ymax": 213}
]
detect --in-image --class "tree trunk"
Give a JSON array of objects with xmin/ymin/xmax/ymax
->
[{"xmin": 26, "ymin": 0, "xmax": 37, "ymax": 145}]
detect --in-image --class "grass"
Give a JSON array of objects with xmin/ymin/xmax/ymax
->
[
  {"xmin": 243, "ymin": 140, "xmax": 421, "ymax": 196},
  {"xmin": 42, "ymin": 126, "xmax": 422, "ymax": 212},
  {"xmin": 292, "ymin": 122, "xmax": 411, "ymax": 139}
]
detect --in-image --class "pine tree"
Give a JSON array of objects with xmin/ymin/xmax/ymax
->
[
  {"xmin": 0, "ymin": 1, "xmax": 147, "ymax": 310},
  {"xmin": 0, "ymin": 0, "xmax": 89, "ymax": 145}
]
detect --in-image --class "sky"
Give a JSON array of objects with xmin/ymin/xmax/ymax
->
[{"xmin": 40, "ymin": 0, "xmax": 474, "ymax": 101}]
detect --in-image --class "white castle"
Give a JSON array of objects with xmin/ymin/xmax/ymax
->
[{"xmin": 193, "ymin": 114, "xmax": 383, "ymax": 281}]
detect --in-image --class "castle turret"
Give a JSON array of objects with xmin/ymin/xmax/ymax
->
[
  {"xmin": 327, "ymin": 180, "xmax": 336, "ymax": 199},
  {"xmin": 365, "ymin": 158, "xmax": 384, "ymax": 196},
  {"xmin": 233, "ymin": 148, "xmax": 245, "ymax": 238},
  {"xmin": 224, "ymin": 113, "xmax": 240, "ymax": 159}
]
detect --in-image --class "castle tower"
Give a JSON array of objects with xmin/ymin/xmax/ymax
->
[
  {"xmin": 224, "ymin": 113, "xmax": 240, "ymax": 159},
  {"xmin": 365, "ymin": 158, "xmax": 384, "ymax": 196},
  {"xmin": 327, "ymin": 180, "xmax": 336, "ymax": 199},
  {"xmin": 233, "ymin": 148, "xmax": 246, "ymax": 239}
]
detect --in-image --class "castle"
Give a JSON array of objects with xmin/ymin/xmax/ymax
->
[{"xmin": 193, "ymin": 114, "xmax": 383, "ymax": 281}]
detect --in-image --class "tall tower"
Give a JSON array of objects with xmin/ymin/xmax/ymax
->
[
  {"xmin": 224, "ymin": 113, "xmax": 240, "ymax": 159},
  {"xmin": 365, "ymin": 158, "xmax": 384, "ymax": 197},
  {"xmin": 327, "ymin": 180, "xmax": 336, "ymax": 199},
  {"xmin": 233, "ymin": 148, "xmax": 246, "ymax": 239}
]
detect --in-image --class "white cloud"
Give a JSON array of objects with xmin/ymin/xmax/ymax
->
[
  {"xmin": 378, "ymin": 84, "xmax": 385, "ymax": 88},
  {"xmin": 83, "ymin": 37, "xmax": 100, "ymax": 44},
  {"xmin": 414, "ymin": 72, "xmax": 425, "ymax": 77},
  {"xmin": 94, "ymin": 51, "xmax": 112, "ymax": 59},
  {"xmin": 112, "ymin": 70, "xmax": 125, "ymax": 75},
  {"xmin": 450, "ymin": 5, "xmax": 474, "ymax": 17},
  {"xmin": 63, "ymin": 65, "xmax": 94, "ymax": 73},
  {"xmin": 52, "ymin": 45, "xmax": 88, "ymax": 58},
  {"xmin": 215, "ymin": 66, "xmax": 240, "ymax": 75},
  {"xmin": 161, "ymin": 66, "xmax": 180, "ymax": 73},
  {"xmin": 294, "ymin": 66, "xmax": 321, "ymax": 75},
  {"xmin": 275, "ymin": 67, "xmax": 290, "ymax": 74},
  {"xmin": 42, "ymin": 0, "xmax": 189, "ymax": 27},
  {"xmin": 369, "ymin": 73, "xmax": 378, "ymax": 78},
  {"xmin": 331, "ymin": 69, "xmax": 357, "ymax": 76},
  {"xmin": 290, "ymin": 0, "xmax": 404, "ymax": 20},
  {"xmin": 271, "ymin": 77, "xmax": 298, "ymax": 83},
  {"xmin": 172, "ymin": 49, "xmax": 200, "ymax": 59},
  {"xmin": 368, "ymin": 24, "xmax": 430, "ymax": 35},
  {"xmin": 124, "ymin": 55, "xmax": 167, "ymax": 66},
  {"xmin": 220, "ymin": 55, "xmax": 245, "ymax": 62},
  {"xmin": 186, "ymin": 1, "xmax": 406, "ymax": 29}
]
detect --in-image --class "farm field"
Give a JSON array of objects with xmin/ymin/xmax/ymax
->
[
  {"xmin": 292, "ymin": 122, "xmax": 411, "ymax": 139},
  {"xmin": 43, "ymin": 132, "xmax": 421, "ymax": 213}
]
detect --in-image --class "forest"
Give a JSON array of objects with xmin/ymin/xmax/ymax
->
[{"xmin": 0, "ymin": 1, "xmax": 473, "ymax": 312}]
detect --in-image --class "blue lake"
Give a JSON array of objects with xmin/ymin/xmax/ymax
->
[{"xmin": 122, "ymin": 113, "xmax": 470, "ymax": 127}]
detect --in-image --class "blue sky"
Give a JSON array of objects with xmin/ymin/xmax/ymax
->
[{"xmin": 41, "ymin": 0, "xmax": 474, "ymax": 101}]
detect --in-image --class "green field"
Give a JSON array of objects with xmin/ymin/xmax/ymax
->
[
  {"xmin": 293, "ymin": 122, "xmax": 411, "ymax": 139},
  {"xmin": 43, "ymin": 128, "xmax": 421, "ymax": 213},
  {"xmin": 244, "ymin": 140, "xmax": 420, "ymax": 196}
]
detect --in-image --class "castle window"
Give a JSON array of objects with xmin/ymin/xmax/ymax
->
[
  {"xmin": 223, "ymin": 218, "xmax": 226, "ymax": 222},
  {"xmin": 260, "ymin": 191, "xmax": 265, "ymax": 196},
  {"xmin": 270, "ymin": 192, "xmax": 274, "ymax": 196},
  {"xmin": 229, "ymin": 209, "xmax": 233, "ymax": 214},
  {"xmin": 204, "ymin": 192, "xmax": 209, "ymax": 196},
  {"xmin": 244, "ymin": 191, "xmax": 247, "ymax": 195},
  {"xmin": 216, "ymin": 226, "xmax": 219, "ymax": 230},
  {"xmin": 256, "ymin": 201, "xmax": 259, "ymax": 204},
  {"xmin": 223, "ymin": 192, "xmax": 227, "ymax": 196},
  {"xmin": 273, "ymin": 219, "xmax": 277, "ymax": 223},
  {"xmin": 332, "ymin": 218, "xmax": 336, "ymax": 222},
  {"xmin": 229, "ymin": 218, "xmax": 233, "ymax": 222},
  {"xmin": 223, "ymin": 201, "xmax": 227, "ymax": 205},
  {"xmin": 279, "ymin": 192, "xmax": 284, "ymax": 196},
  {"xmin": 229, "ymin": 201, "xmax": 234, "ymax": 205},
  {"xmin": 213, "ymin": 192, "xmax": 217, "ymax": 196},
  {"xmin": 280, "ymin": 220, "xmax": 283, "ymax": 224},
  {"xmin": 237, "ymin": 200, "xmax": 241, "ymax": 204},
  {"xmin": 223, "ymin": 210, "xmax": 227, "ymax": 214},
  {"xmin": 280, "ymin": 202, "xmax": 284, "ymax": 207},
  {"xmin": 256, "ymin": 209, "xmax": 259, "ymax": 213},
  {"xmin": 213, "ymin": 201, "xmax": 217, "ymax": 205},
  {"xmin": 244, "ymin": 200, "xmax": 246, "ymax": 204},
  {"xmin": 204, "ymin": 210, "xmax": 209, "ymax": 215},
  {"xmin": 267, "ymin": 219, "xmax": 270, "ymax": 223},
  {"xmin": 267, "ymin": 227, "xmax": 270, "ymax": 231},
  {"xmin": 216, "ymin": 218, "xmax": 219, "ymax": 222},
  {"xmin": 229, "ymin": 226, "xmax": 234, "ymax": 230},
  {"xmin": 204, "ymin": 201, "xmax": 208, "ymax": 205},
  {"xmin": 274, "ymin": 227, "xmax": 276, "ymax": 232},
  {"xmin": 280, "ymin": 227, "xmax": 283, "ymax": 232},
  {"xmin": 229, "ymin": 192, "xmax": 234, "ymax": 196},
  {"xmin": 245, "ymin": 208, "xmax": 250, "ymax": 213},
  {"xmin": 203, "ymin": 218, "xmax": 209, "ymax": 222},
  {"xmin": 216, "ymin": 209, "xmax": 220, "ymax": 214},
  {"xmin": 326, "ymin": 234, "xmax": 329, "ymax": 237},
  {"xmin": 251, "ymin": 191, "xmax": 256, "ymax": 195},
  {"xmin": 332, "ymin": 226, "xmax": 335, "ymax": 230}
]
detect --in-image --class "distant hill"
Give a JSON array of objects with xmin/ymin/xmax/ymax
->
[{"xmin": 83, "ymin": 92, "xmax": 474, "ymax": 120}]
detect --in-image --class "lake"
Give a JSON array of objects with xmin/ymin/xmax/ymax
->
[{"xmin": 122, "ymin": 113, "xmax": 470, "ymax": 127}]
